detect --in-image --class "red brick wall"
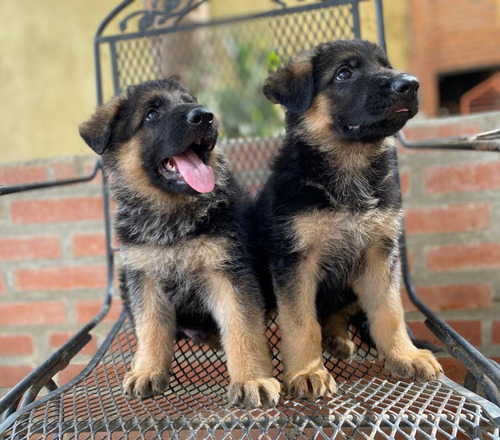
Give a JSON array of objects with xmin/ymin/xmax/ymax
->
[
  {"xmin": 409, "ymin": 0, "xmax": 500, "ymax": 116},
  {"xmin": 0, "ymin": 155, "xmax": 123, "ymax": 394},
  {"xmin": 398, "ymin": 111, "xmax": 500, "ymax": 383},
  {"xmin": 0, "ymin": 112, "xmax": 499, "ymax": 394}
]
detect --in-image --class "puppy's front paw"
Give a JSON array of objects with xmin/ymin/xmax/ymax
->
[
  {"xmin": 384, "ymin": 349, "xmax": 442, "ymax": 382},
  {"xmin": 323, "ymin": 334, "xmax": 355, "ymax": 360},
  {"xmin": 285, "ymin": 367, "xmax": 336, "ymax": 400},
  {"xmin": 228, "ymin": 377, "xmax": 281, "ymax": 408},
  {"xmin": 123, "ymin": 369, "xmax": 170, "ymax": 398}
]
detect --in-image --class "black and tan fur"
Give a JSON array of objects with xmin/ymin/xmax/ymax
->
[
  {"xmin": 79, "ymin": 79, "xmax": 279, "ymax": 407},
  {"xmin": 257, "ymin": 40, "xmax": 441, "ymax": 399}
]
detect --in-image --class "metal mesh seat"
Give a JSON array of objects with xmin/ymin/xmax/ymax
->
[
  {"xmin": 2, "ymin": 310, "xmax": 499, "ymax": 438},
  {"xmin": 1, "ymin": 0, "xmax": 499, "ymax": 438}
]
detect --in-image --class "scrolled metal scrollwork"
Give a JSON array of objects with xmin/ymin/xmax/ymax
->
[
  {"xmin": 119, "ymin": 0, "xmax": 208, "ymax": 32},
  {"xmin": 271, "ymin": 0, "xmax": 327, "ymax": 8}
]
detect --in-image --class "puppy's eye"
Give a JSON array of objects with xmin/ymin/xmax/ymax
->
[
  {"xmin": 336, "ymin": 67, "xmax": 353, "ymax": 81},
  {"xmin": 145, "ymin": 109, "xmax": 160, "ymax": 122}
]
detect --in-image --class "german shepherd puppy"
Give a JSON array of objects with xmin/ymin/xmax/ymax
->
[
  {"xmin": 257, "ymin": 40, "xmax": 441, "ymax": 399},
  {"xmin": 79, "ymin": 79, "xmax": 280, "ymax": 407}
]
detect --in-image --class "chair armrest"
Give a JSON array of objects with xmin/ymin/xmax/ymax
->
[
  {"xmin": 0, "ymin": 160, "xmax": 101, "ymax": 196},
  {"xmin": 398, "ymin": 128, "xmax": 500, "ymax": 152}
]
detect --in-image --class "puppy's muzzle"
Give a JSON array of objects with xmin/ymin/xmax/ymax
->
[
  {"xmin": 187, "ymin": 107, "xmax": 214, "ymax": 127},
  {"xmin": 391, "ymin": 74, "xmax": 419, "ymax": 96},
  {"xmin": 186, "ymin": 107, "xmax": 216, "ymax": 151}
]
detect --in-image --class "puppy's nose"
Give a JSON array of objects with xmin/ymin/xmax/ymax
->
[
  {"xmin": 187, "ymin": 107, "xmax": 214, "ymax": 127},
  {"xmin": 391, "ymin": 74, "xmax": 419, "ymax": 95}
]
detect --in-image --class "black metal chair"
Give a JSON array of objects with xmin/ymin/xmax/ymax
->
[{"xmin": 1, "ymin": 1, "xmax": 499, "ymax": 438}]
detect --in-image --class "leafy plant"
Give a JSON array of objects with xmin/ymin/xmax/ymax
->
[{"xmin": 186, "ymin": 36, "xmax": 284, "ymax": 139}]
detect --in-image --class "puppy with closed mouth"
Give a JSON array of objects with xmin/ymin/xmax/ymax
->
[
  {"xmin": 79, "ymin": 79, "xmax": 280, "ymax": 407},
  {"xmin": 257, "ymin": 40, "xmax": 441, "ymax": 399}
]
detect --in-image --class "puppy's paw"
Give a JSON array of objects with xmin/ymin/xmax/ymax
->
[
  {"xmin": 285, "ymin": 368, "xmax": 336, "ymax": 400},
  {"xmin": 228, "ymin": 377, "xmax": 281, "ymax": 408},
  {"xmin": 384, "ymin": 349, "xmax": 442, "ymax": 382},
  {"xmin": 123, "ymin": 369, "xmax": 170, "ymax": 398},
  {"xmin": 323, "ymin": 334, "xmax": 355, "ymax": 360}
]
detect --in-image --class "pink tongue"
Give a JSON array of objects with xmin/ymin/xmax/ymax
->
[{"xmin": 172, "ymin": 148, "xmax": 215, "ymax": 193}]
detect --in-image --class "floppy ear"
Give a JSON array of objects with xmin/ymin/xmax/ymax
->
[
  {"xmin": 79, "ymin": 95, "xmax": 126, "ymax": 155},
  {"xmin": 263, "ymin": 52, "xmax": 314, "ymax": 114}
]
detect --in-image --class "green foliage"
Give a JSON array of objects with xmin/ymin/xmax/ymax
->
[{"xmin": 187, "ymin": 38, "xmax": 284, "ymax": 139}]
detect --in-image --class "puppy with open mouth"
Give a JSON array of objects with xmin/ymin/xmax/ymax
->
[
  {"xmin": 257, "ymin": 40, "xmax": 441, "ymax": 399},
  {"xmin": 80, "ymin": 79, "xmax": 280, "ymax": 407}
]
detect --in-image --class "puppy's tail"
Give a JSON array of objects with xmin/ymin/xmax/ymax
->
[{"xmin": 350, "ymin": 312, "xmax": 374, "ymax": 348}]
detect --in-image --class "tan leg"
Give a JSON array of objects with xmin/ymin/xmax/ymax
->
[
  {"xmin": 123, "ymin": 276, "xmax": 176, "ymax": 397},
  {"xmin": 207, "ymin": 273, "xmax": 280, "ymax": 407},
  {"xmin": 352, "ymin": 247, "xmax": 441, "ymax": 381},
  {"xmin": 277, "ymin": 251, "xmax": 336, "ymax": 399},
  {"xmin": 322, "ymin": 304, "xmax": 357, "ymax": 360}
]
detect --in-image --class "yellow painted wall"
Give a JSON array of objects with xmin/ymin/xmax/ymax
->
[
  {"xmin": 360, "ymin": 0, "xmax": 409, "ymax": 71},
  {"xmin": 0, "ymin": 0, "xmax": 117, "ymax": 164},
  {"xmin": 0, "ymin": 0, "xmax": 409, "ymax": 164}
]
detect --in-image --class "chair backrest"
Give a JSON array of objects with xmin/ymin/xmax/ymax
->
[{"xmin": 94, "ymin": 0, "xmax": 384, "ymax": 194}]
